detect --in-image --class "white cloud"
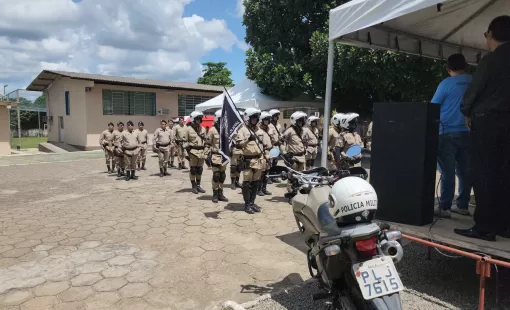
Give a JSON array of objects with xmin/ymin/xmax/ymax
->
[
  {"xmin": 237, "ymin": 0, "xmax": 245, "ymax": 17},
  {"xmin": 0, "ymin": 0, "xmax": 244, "ymax": 96}
]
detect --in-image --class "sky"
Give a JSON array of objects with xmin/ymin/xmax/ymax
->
[{"xmin": 0, "ymin": 0, "xmax": 247, "ymax": 99}]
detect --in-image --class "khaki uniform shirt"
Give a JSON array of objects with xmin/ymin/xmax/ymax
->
[
  {"xmin": 207, "ymin": 126, "xmax": 223, "ymax": 165},
  {"xmin": 236, "ymin": 125, "xmax": 263, "ymax": 158},
  {"xmin": 302, "ymin": 126, "xmax": 319, "ymax": 154},
  {"xmin": 341, "ymin": 132, "xmax": 363, "ymax": 157},
  {"xmin": 122, "ymin": 130, "xmax": 140, "ymax": 156},
  {"xmin": 174, "ymin": 125, "xmax": 187, "ymax": 144},
  {"xmin": 135, "ymin": 129, "xmax": 148, "ymax": 149},
  {"xmin": 231, "ymin": 128, "xmax": 244, "ymax": 156},
  {"xmin": 257, "ymin": 126, "xmax": 273, "ymax": 169},
  {"xmin": 184, "ymin": 124, "xmax": 207, "ymax": 159},
  {"xmin": 153, "ymin": 128, "xmax": 174, "ymax": 151},
  {"xmin": 112, "ymin": 129, "xmax": 124, "ymax": 156},
  {"xmin": 282, "ymin": 126, "xmax": 305, "ymax": 158},
  {"xmin": 328, "ymin": 126, "xmax": 344, "ymax": 149},
  {"xmin": 99, "ymin": 129, "xmax": 115, "ymax": 151}
]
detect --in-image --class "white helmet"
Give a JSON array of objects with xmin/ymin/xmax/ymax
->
[
  {"xmin": 331, "ymin": 113, "xmax": 345, "ymax": 128},
  {"xmin": 340, "ymin": 112, "xmax": 360, "ymax": 130},
  {"xmin": 307, "ymin": 115, "xmax": 320, "ymax": 126},
  {"xmin": 269, "ymin": 109, "xmax": 281, "ymax": 117},
  {"xmin": 328, "ymin": 176, "xmax": 377, "ymax": 223},
  {"xmin": 214, "ymin": 109, "xmax": 222, "ymax": 123},
  {"xmin": 290, "ymin": 111, "xmax": 307, "ymax": 126},
  {"xmin": 244, "ymin": 107, "xmax": 261, "ymax": 122},
  {"xmin": 190, "ymin": 111, "xmax": 204, "ymax": 123},
  {"xmin": 259, "ymin": 111, "xmax": 271, "ymax": 124}
]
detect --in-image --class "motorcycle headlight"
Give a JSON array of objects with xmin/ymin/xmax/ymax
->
[{"xmin": 324, "ymin": 245, "xmax": 341, "ymax": 256}]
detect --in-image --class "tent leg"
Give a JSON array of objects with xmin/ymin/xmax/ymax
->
[{"xmin": 321, "ymin": 41, "xmax": 335, "ymax": 168}]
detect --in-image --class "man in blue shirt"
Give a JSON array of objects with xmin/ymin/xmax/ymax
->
[{"xmin": 431, "ymin": 54, "xmax": 473, "ymax": 218}]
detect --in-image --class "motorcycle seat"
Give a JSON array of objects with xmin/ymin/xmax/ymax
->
[{"xmin": 301, "ymin": 167, "xmax": 329, "ymax": 176}]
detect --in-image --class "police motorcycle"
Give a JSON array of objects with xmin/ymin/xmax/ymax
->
[{"xmin": 268, "ymin": 146, "xmax": 404, "ymax": 310}]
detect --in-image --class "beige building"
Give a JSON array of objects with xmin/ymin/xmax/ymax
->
[
  {"xmin": 0, "ymin": 100, "xmax": 17, "ymax": 155},
  {"xmin": 26, "ymin": 70, "xmax": 223, "ymax": 150}
]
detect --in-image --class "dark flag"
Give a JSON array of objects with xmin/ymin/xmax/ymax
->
[{"xmin": 219, "ymin": 92, "xmax": 243, "ymax": 165}]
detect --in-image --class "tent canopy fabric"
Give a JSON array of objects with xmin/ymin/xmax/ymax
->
[
  {"xmin": 195, "ymin": 79, "xmax": 324, "ymax": 112},
  {"xmin": 329, "ymin": 0, "xmax": 508, "ymax": 64}
]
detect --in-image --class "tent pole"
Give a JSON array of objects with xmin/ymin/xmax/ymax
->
[{"xmin": 321, "ymin": 41, "xmax": 335, "ymax": 167}]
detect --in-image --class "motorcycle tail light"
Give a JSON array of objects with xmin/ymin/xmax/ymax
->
[{"xmin": 355, "ymin": 236, "xmax": 377, "ymax": 257}]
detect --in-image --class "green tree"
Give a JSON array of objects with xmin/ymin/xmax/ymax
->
[
  {"xmin": 243, "ymin": 0, "xmax": 446, "ymax": 115},
  {"xmin": 34, "ymin": 96, "xmax": 46, "ymax": 108},
  {"xmin": 197, "ymin": 62, "xmax": 234, "ymax": 87}
]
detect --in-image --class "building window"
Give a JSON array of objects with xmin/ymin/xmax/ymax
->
[
  {"xmin": 65, "ymin": 91, "xmax": 70, "ymax": 115},
  {"xmin": 102, "ymin": 90, "xmax": 156, "ymax": 116},
  {"xmin": 282, "ymin": 107, "xmax": 320, "ymax": 118},
  {"xmin": 178, "ymin": 94, "xmax": 215, "ymax": 116}
]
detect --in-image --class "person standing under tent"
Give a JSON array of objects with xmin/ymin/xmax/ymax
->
[
  {"xmin": 174, "ymin": 117, "xmax": 188, "ymax": 170},
  {"xmin": 135, "ymin": 121, "xmax": 148, "ymax": 170},
  {"xmin": 113, "ymin": 122, "xmax": 126, "ymax": 177},
  {"xmin": 207, "ymin": 110, "xmax": 229, "ymax": 203},
  {"xmin": 327, "ymin": 113, "xmax": 345, "ymax": 171},
  {"xmin": 256, "ymin": 111, "xmax": 274, "ymax": 196},
  {"xmin": 184, "ymin": 111, "xmax": 208, "ymax": 194},
  {"xmin": 153, "ymin": 120, "xmax": 173, "ymax": 177},
  {"xmin": 303, "ymin": 115, "xmax": 320, "ymax": 170},
  {"xmin": 235, "ymin": 108, "xmax": 264, "ymax": 214},
  {"xmin": 121, "ymin": 121, "xmax": 141, "ymax": 181},
  {"xmin": 431, "ymin": 53, "xmax": 473, "ymax": 218},
  {"xmin": 340, "ymin": 113, "xmax": 363, "ymax": 168},
  {"xmin": 456, "ymin": 15, "xmax": 510, "ymax": 241},
  {"xmin": 99, "ymin": 122, "xmax": 115, "ymax": 174}
]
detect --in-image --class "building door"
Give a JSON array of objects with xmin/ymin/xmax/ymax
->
[{"xmin": 58, "ymin": 116, "xmax": 64, "ymax": 142}]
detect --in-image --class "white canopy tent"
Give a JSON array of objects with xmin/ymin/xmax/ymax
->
[
  {"xmin": 195, "ymin": 78, "xmax": 324, "ymax": 112},
  {"xmin": 321, "ymin": 0, "xmax": 507, "ymax": 166}
]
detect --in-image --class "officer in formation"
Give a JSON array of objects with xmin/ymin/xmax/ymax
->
[
  {"xmin": 184, "ymin": 111, "xmax": 208, "ymax": 194},
  {"xmin": 167, "ymin": 120, "xmax": 176, "ymax": 168},
  {"xmin": 153, "ymin": 120, "xmax": 174, "ymax": 177},
  {"xmin": 207, "ymin": 110, "xmax": 229, "ymax": 203},
  {"xmin": 174, "ymin": 117, "xmax": 188, "ymax": 170},
  {"xmin": 113, "ymin": 122, "xmax": 126, "ymax": 176},
  {"xmin": 268, "ymin": 109, "xmax": 282, "ymax": 183},
  {"xmin": 235, "ymin": 108, "xmax": 264, "ymax": 214},
  {"xmin": 229, "ymin": 112, "xmax": 244, "ymax": 190},
  {"xmin": 327, "ymin": 113, "xmax": 345, "ymax": 170},
  {"xmin": 303, "ymin": 115, "xmax": 320, "ymax": 170},
  {"xmin": 121, "ymin": 121, "xmax": 141, "ymax": 181},
  {"xmin": 99, "ymin": 122, "xmax": 115, "ymax": 173},
  {"xmin": 257, "ymin": 111, "xmax": 275, "ymax": 196},
  {"xmin": 135, "ymin": 121, "xmax": 148, "ymax": 170},
  {"xmin": 339, "ymin": 113, "xmax": 363, "ymax": 167},
  {"xmin": 281, "ymin": 111, "xmax": 307, "ymax": 172}
]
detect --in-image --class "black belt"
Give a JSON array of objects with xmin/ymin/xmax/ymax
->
[
  {"xmin": 124, "ymin": 146, "xmax": 138, "ymax": 150},
  {"xmin": 307, "ymin": 144, "xmax": 317, "ymax": 147},
  {"xmin": 243, "ymin": 155, "xmax": 261, "ymax": 160},
  {"xmin": 158, "ymin": 143, "xmax": 170, "ymax": 147},
  {"xmin": 141, "ymin": 141, "xmax": 147, "ymax": 144},
  {"xmin": 190, "ymin": 146, "xmax": 205, "ymax": 150},
  {"xmin": 287, "ymin": 151, "xmax": 305, "ymax": 156}
]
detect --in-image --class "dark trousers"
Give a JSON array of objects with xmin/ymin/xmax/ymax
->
[{"xmin": 471, "ymin": 113, "xmax": 510, "ymax": 233}]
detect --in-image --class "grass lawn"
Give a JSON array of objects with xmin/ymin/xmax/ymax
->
[{"xmin": 10, "ymin": 137, "xmax": 47, "ymax": 149}]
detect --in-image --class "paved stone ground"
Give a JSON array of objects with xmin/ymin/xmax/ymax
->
[{"xmin": 0, "ymin": 153, "xmax": 310, "ymax": 310}]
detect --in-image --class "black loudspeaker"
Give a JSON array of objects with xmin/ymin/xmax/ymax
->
[{"xmin": 370, "ymin": 102, "xmax": 440, "ymax": 226}]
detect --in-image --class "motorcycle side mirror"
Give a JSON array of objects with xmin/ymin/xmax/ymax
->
[
  {"xmin": 345, "ymin": 145, "xmax": 362, "ymax": 157},
  {"xmin": 269, "ymin": 147, "xmax": 281, "ymax": 158}
]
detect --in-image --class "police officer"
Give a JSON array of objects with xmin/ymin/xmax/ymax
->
[
  {"xmin": 235, "ymin": 108, "xmax": 264, "ymax": 214},
  {"xmin": 303, "ymin": 115, "xmax": 320, "ymax": 170},
  {"xmin": 99, "ymin": 122, "xmax": 115, "ymax": 173},
  {"xmin": 184, "ymin": 111, "xmax": 207, "ymax": 194},
  {"xmin": 257, "ymin": 111, "xmax": 275, "ymax": 196},
  {"xmin": 281, "ymin": 111, "xmax": 307, "ymax": 172},
  {"xmin": 174, "ymin": 117, "xmax": 188, "ymax": 170},
  {"xmin": 229, "ymin": 112, "xmax": 244, "ymax": 190},
  {"xmin": 327, "ymin": 113, "xmax": 345, "ymax": 170},
  {"xmin": 153, "ymin": 120, "xmax": 174, "ymax": 177},
  {"xmin": 113, "ymin": 122, "xmax": 126, "ymax": 177},
  {"xmin": 167, "ymin": 120, "xmax": 176, "ymax": 168},
  {"xmin": 122, "ymin": 121, "xmax": 141, "ymax": 181},
  {"xmin": 366, "ymin": 121, "xmax": 373, "ymax": 151},
  {"xmin": 340, "ymin": 113, "xmax": 363, "ymax": 167},
  {"xmin": 135, "ymin": 121, "xmax": 148, "ymax": 170},
  {"xmin": 268, "ymin": 109, "xmax": 282, "ymax": 183},
  {"xmin": 207, "ymin": 110, "xmax": 229, "ymax": 203}
]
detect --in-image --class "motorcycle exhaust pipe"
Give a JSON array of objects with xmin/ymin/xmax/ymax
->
[{"xmin": 380, "ymin": 240, "xmax": 404, "ymax": 264}]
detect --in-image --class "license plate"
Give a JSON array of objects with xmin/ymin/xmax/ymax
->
[{"xmin": 352, "ymin": 257, "xmax": 403, "ymax": 300}]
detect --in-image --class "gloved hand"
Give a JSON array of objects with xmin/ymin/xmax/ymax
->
[
  {"xmin": 185, "ymin": 145, "xmax": 191, "ymax": 152},
  {"xmin": 248, "ymin": 135, "xmax": 256, "ymax": 141}
]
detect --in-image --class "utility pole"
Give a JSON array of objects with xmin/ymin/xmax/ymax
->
[{"xmin": 16, "ymin": 90, "xmax": 21, "ymax": 150}]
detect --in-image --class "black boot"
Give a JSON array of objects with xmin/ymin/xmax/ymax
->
[
  {"xmin": 160, "ymin": 168, "xmax": 164, "ymax": 177},
  {"xmin": 182, "ymin": 163, "xmax": 188, "ymax": 169},
  {"xmin": 137, "ymin": 163, "xmax": 141, "ymax": 170},
  {"xmin": 250, "ymin": 181, "xmax": 261, "ymax": 212},
  {"xmin": 242, "ymin": 182, "xmax": 254, "ymax": 214},
  {"xmin": 230, "ymin": 178, "xmax": 237, "ymax": 190},
  {"xmin": 121, "ymin": 169, "xmax": 126, "ymax": 176},
  {"xmin": 107, "ymin": 165, "xmax": 112, "ymax": 174},
  {"xmin": 141, "ymin": 161, "xmax": 147, "ymax": 170},
  {"xmin": 262, "ymin": 174, "xmax": 272, "ymax": 195},
  {"xmin": 267, "ymin": 177, "xmax": 273, "ymax": 184},
  {"xmin": 257, "ymin": 180, "xmax": 265, "ymax": 196},
  {"xmin": 170, "ymin": 161, "xmax": 175, "ymax": 168},
  {"xmin": 196, "ymin": 180, "xmax": 206, "ymax": 193},
  {"xmin": 117, "ymin": 168, "xmax": 122, "ymax": 177},
  {"xmin": 212, "ymin": 189, "xmax": 219, "ymax": 203},
  {"xmin": 191, "ymin": 180, "xmax": 198, "ymax": 194},
  {"xmin": 164, "ymin": 166, "xmax": 170, "ymax": 176},
  {"xmin": 218, "ymin": 189, "xmax": 228, "ymax": 202},
  {"xmin": 178, "ymin": 163, "xmax": 183, "ymax": 170},
  {"xmin": 125, "ymin": 170, "xmax": 131, "ymax": 181},
  {"xmin": 235, "ymin": 177, "xmax": 242, "ymax": 188},
  {"xmin": 131, "ymin": 170, "xmax": 138, "ymax": 180}
]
